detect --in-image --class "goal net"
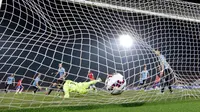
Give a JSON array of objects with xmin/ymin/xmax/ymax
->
[{"xmin": 0, "ymin": 0, "xmax": 200, "ymax": 109}]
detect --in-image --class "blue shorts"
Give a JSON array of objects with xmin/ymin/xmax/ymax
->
[
  {"xmin": 155, "ymin": 82, "xmax": 160, "ymax": 86},
  {"xmin": 16, "ymin": 85, "xmax": 23, "ymax": 90}
]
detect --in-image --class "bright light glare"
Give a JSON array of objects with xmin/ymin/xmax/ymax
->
[{"xmin": 119, "ymin": 34, "xmax": 133, "ymax": 48}]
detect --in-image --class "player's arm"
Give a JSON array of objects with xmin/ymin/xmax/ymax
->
[
  {"xmin": 105, "ymin": 78, "xmax": 109, "ymax": 85},
  {"xmin": 13, "ymin": 78, "xmax": 15, "ymax": 86},
  {"xmin": 5, "ymin": 77, "xmax": 8, "ymax": 85},
  {"xmin": 140, "ymin": 72, "xmax": 142, "ymax": 79},
  {"xmin": 63, "ymin": 72, "xmax": 67, "ymax": 79},
  {"xmin": 161, "ymin": 63, "xmax": 164, "ymax": 71},
  {"xmin": 36, "ymin": 82, "xmax": 41, "ymax": 89},
  {"xmin": 157, "ymin": 55, "xmax": 164, "ymax": 71},
  {"xmin": 159, "ymin": 64, "xmax": 164, "ymax": 77}
]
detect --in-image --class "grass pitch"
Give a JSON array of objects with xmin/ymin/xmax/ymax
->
[{"xmin": 0, "ymin": 89, "xmax": 200, "ymax": 112}]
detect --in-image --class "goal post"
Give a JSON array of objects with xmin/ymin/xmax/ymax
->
[
  {"xmin": 68, "ymin": 0, "xmax": 200, "ymax": 23},
  {"xmin": 0, "ymin": 0, "xmax": 200, "ymax": 109}
]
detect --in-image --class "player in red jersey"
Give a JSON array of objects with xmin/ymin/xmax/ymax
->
[
  {"xmin": 15, "ymin": 78, "xmax": 24, "ymax": 94},
  {"xmin": 153, "ymin": 66, "xmax": 162, "ymax": 90},
  {"xmin": 88, "ymin": 71, "xmax": 95, "ymax": 80},
  {"xmin": 87, "ymin": 71, "xmax": 96, "ymax": 91}
]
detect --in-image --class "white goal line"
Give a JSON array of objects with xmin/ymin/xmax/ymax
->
[{"xmin": 60, "ymin": 0, "xmax": 200, "ymax": 23}]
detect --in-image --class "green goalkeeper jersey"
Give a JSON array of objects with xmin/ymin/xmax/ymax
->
[
  {"xmin": 64, "ymin": 80, "xmax": 86, "ymax": 93},
  {"xmin": 63, "ymin": 79, "xmax": 101, "ymax": 98}
]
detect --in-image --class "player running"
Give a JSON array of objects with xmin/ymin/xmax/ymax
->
[
  {"xmin": 140, "ymin": 64, "xmax": 149, "ymax": 90},
  {"xmin": 32, "ymin": 73, "xmax": 41, "ymax": 94},
  {"xmin": 46, "ymin": 63, "xmax": 66, "ymax": 95},
  {"xmin": 87, "ymin": 71, "xmax": 97, "ymax": 91},
  {"xmin": 5, "ymin": 74, "xmax": 15, "ymax": 93},
  {"xmin": 63, "ymin": 78, "xmax": 102, "ymax": 98},
  {"xmin": 154, "ymin": 50, "xmax": 173, "ymax": 93},
  {"xmin": 15, "ymin": 78, "xmax": 24, "ymax": 94}
]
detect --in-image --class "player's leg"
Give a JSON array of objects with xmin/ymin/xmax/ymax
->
[
  {"xmin": 4, "ymin": 84, "xmax": 9, "ymax": 93},
  {"xmin": 161, "ymin": 68, "xmax": 166, "ymax": 93},
  {"xmin": 15, "ymin": 86, "xmax": 20, "ymax": 94},
  {"xmin": 57, "ymin": 80, "xmax": 64, "ymax": 92},
  {"xmin": 33, "ymin": 86, "xmax": 39, "ymax": 94},
  {"xmin": 143, "ymin": 79, "xmax": 147, "ymax": 90},
  {"xmin": 161, "ymin": 69, "xmax": 169, "ymax": 93},
  {"xmin": 158, "ymin": 82, "xmax": 160, "ymax": 88},
  {"xmin": 46, "ymin": 83, "xmax": 57, "ymax": 95},
  {"xmin": 140, "ymin": 80, "xmax": 144, "ymax": 89},
  {"xmin": 166, "ymin": 69, "xmax": 173, "ymax": 93},
  {"xmin": 90, "ymin": 84, "xmax": 96, "ymax": 91},
  {"xmin": 56, "ymin": 82, "xmax": 64, "ymax": 96},
  {"xmin": 153, "ymin": 82, "xmax": 155, "ymax": 89},
  {"xmin": 153, "ymin": 82, "xmax": 158, "ymax": 89},
  {"xmin": 160, "ymin": 80, "xmax": 165, "ymax": 93},
  {"xmin": 160, "ymin": 76, "xmax": 166, "ymax": 93},
  {"xmin": 168, "ymin": 84, "xmax": 173, "ymax": 93},
  {"xmin": 19, "ymin": 86, "xmax": 24, "ymax": 94},
  {"xmin": 154, "ymin": 82, "xmax": 157, "ymax": 90},
  {"xmin": 166, "ymin": 80, "xmax": 173, "ymax": 93}
]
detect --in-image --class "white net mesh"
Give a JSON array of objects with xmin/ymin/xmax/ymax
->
[{"xmin": 0, "ymin": 0, "xmax": 200, "ymax": 109}]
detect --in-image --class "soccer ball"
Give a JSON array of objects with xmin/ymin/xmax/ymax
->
[{"xmin": 105, "ymin": 73, "xmax": 126, "ymax": 95}]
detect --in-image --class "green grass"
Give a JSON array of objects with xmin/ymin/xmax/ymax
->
[
  {"xmin": 2, "ymin": 100, "xmax": 200, "ymax": 112},
  {"xmin": 0, "ymin": 89, "xmax": 200, "ymax": 112}
]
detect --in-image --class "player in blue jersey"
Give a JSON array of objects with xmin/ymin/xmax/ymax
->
[
  {"xmin": 57, "ymin": 63, "xmax": 66, "ymax": 84},
  {"xmin": 32, "ymin": 73, "xmax": 41, "ymax": 94},
  {"xmin": 5, "ymin": 74, "xmax": 15, "ymax": 93},
  {"xmin": 154, "ymin": 50, "xmax": 173, "ymax": 93},
  {"xmin": 140, "ymin": 65, "xmax": 149, "ymax": 90},
  {"xmin": 46, "ymin": 63, "xmax": 67, "ymax": 95}
]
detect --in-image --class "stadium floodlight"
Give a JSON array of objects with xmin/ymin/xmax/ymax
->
[{"xmin": 119, "ymin": 34, "xmax": 133, "ymax": 48}]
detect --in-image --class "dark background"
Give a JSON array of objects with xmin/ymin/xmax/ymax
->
[
  {"xmin": 0, "ymin": 0, "xmax": 199, "ymax": 89},
  {"xmin": 183, "ymin": 0, "xmax": 200, "ymax": 3}
]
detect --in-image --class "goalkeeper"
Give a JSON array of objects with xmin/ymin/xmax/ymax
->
[{"xmin": 63, "ymin": 78, "xmax": 102, "ymax": 98}]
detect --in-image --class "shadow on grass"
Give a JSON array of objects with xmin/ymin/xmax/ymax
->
[
  {"xmin": 65, "ymin": 102, "xmax": 145, "ymax": 111},
  {"xmin": 1, "ymin": 102, "xmax": 145, "ymax": 112},
  {"xmin": 120, "ymin": 102, "xmax": 145, "ymax": 107}
]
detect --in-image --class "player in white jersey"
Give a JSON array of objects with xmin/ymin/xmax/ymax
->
[
  {"xmin": 154, "ymin": 50, "xmax": 173, "ymax": 93},
  {"xmin": 5, "ymin": 74, "xmax": 15, "ymax": 93}
]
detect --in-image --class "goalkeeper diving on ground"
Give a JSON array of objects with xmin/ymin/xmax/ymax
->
[{"xmin": 63, "ymin": 78, "xmax": 102, "ymax": 98}]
